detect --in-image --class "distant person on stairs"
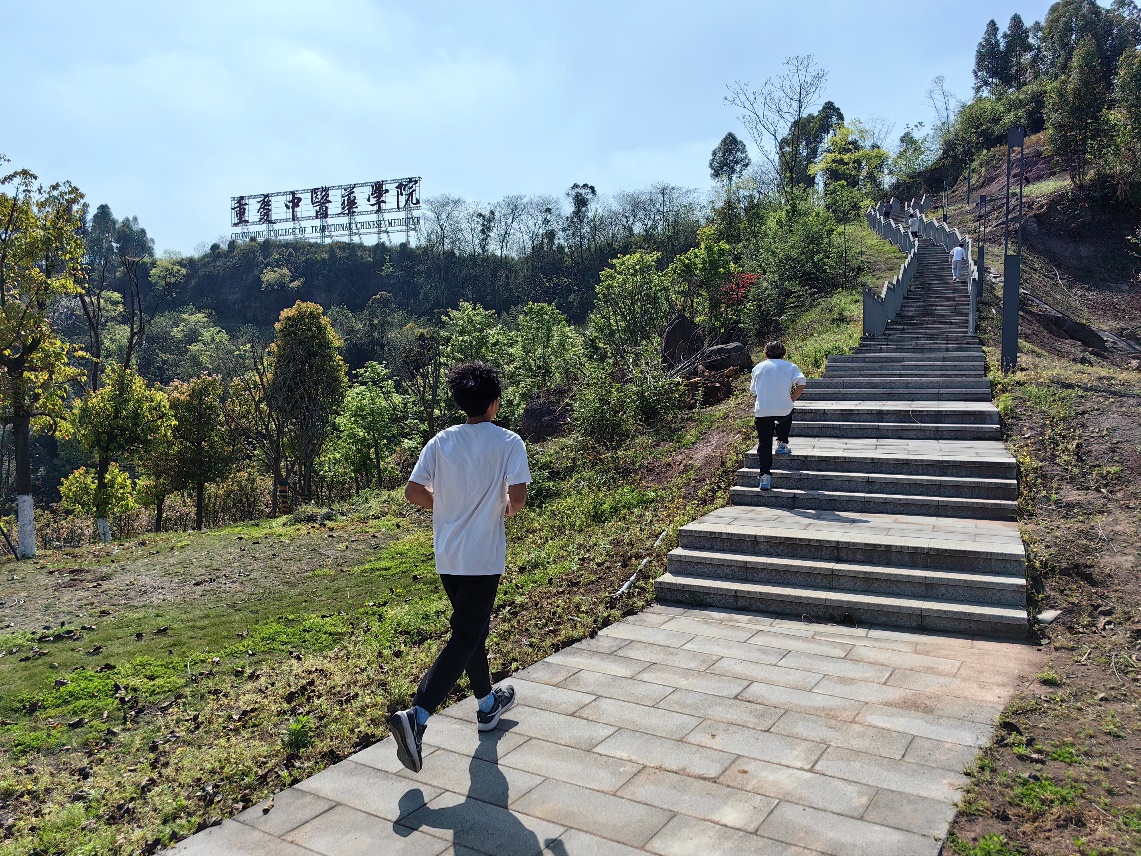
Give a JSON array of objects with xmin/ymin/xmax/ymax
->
[
  {"xmin": 750, "ymin": 341, "xmax": 807, "ymax": 491},
  {"xmin": 951, "ymin": 241, "xmax": 966, "ymax": 283},
  {"xmin": 908, "ymin": 211, "xmax": 921, "ymax": 242},
  {"xmin": 389, "ymin": 362, "xmax": 531, "ymax": 774}
]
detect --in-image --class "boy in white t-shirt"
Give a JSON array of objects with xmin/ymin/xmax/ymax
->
[
  {"xmin": 950, "ymin": 241, "xmax": 966, "ymax": 282},
  {"xmin": 749, "ymin": 341, "xmax": 807, "ymax": 491},
  {"xmin": 388, "ymin": 362, "xmax": 531, "ymax": 773}
]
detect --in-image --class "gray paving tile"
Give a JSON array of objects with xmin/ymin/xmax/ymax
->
[
  {"xmin": 624, "ymin": 611, "xmax": 675, "ymax": 628},
  {"xmin": 506, "ymin": 678, "xmax": 595, "ymax": 715},
  {"xmin": 813, "ymin": 746, "xmax": 968, "ymax": 803},
  {"xmin": 284, "ymin": 804, "xmax": 449, "ymax": 856},
  {"xmin": 236, "ymin": 787, "xmax": 336, "ymax": 838},
  {"xmin": 512, "ymin": 778, "xmax": 673, "ymax": 848},
  {"xmin": 685, "ymin": 719, "xmax": 825, "ymax": 770},
  {"xmin": 351, "ymin": 736, "xmax": 436, "ymax": 773},
  {"xmin": 709, "ymin": 657, "xmax": 824, "ymax": 691},
  {"xmin": 682, "ymin": 636, "xmax": 787, "ymax": 665},
  {"xmin": 514, "ymin": 660, "xmax": 580, "ymax": 685},
  {"xmin": 759, "ymin": 801, "xmax": 939, "ymax": 856},
  {"xmin": 657, "ymin": 687, "xmax": 782, "ymax": 731},
  {"xmin": 395, "ymin": 747, "xmax": 545, "ymax": 807},
  {"xmin": 863, "ymin": 789, "xmax": 958, "ymax": 838},
  {"xmin": 546, "ymin": 647, "xmax": 650, "ymax": 678},
  {"xmin": 658, "ymin": 615, "xmax": 758, "ymax": 641},
  {"xmin": 617, "ymin": 767, "xmax": 775, "ymax": 832},
  {"xmin": 634, "ymin": 662, "xmax": 750, "ymax": 698},
  {"xmin": 885, "ymin": 669, "xmax": 1011, "ymax": 704},
  {"xmin": 777, "ymin": 650, "xmax": 893, "ymax": 683},
  {"xmin": 603, "ymin": 640, "xmax": 720, "ymax": 671},
  {"xmin": 595, "ymin": 728, "xmax": 736, "ymax": 778},
  {"xmin": 718, "ymin": 756, "xmax": 876, "ymax": 818},
  {"xmin": 855, "ymin": 704, "xmax": 993, "ymax": 746},
  {"xmin": 844, "ymin": 646, "xmax": 962, "ymax": 676},
  {"xmin": 166, "ymin": 819, "xmax": 321, "ymax": 855},
  {"xmin": 770, "ymin": 711, "xmax": 912, "ymax": 759},
  {"xmin": 548, "ymin": 828, "xmax": 647, "ymax": 856},
  {"xmin": 499, "ymin": 737, "xmax": 641, "ymax": 792},
  {"xmin": 401, "ymin": 790, "xmax": 565, "ymax": 856},
  {"xmin": 573, "ymin": 634, "xmax": 634, "ymax": 654},
  {"xmin": 646, "ymin": 813, "xmax": 818, "ymax": 856},
  {"xmin": 739, "ymin": 681, "xmax": 867, "ymax": 721},
  {"xmin": 745, "ymin": 629, "xmax": 854, "ymax": 658},
  {"xmin": 295, "ymin": 760, "xmax": 439, "ymax": 821},
  {"xmin": 903, "ymin": 736, "xmax": 984, "ymax": 772},
  {"xmin": 810, "ymin": 675, "xmax": 934, "ymax": 707},
  {"xmin": 575, "ymin": 696, "xmax": 702, "ymax": 739},
  {"xmin": 496, "ymin": 705, "xmax": 617, "ymax": 749},
  {"xmin": 599, "ymin": 622, "xmax": 696, "ymax": 648},
  {"xmin": 559, "ymin": 670, "xmax": 674, "ymax": 706},
  {"xmin": 933, "ymin": 695, "xmax": 1005, "ymax": 725},
  {"xmin": 424, "ymin": 712, "xmax": 530, "ymax": 762}
]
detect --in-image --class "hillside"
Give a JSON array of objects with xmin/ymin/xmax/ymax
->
[{"xmin": 935, "ymin": 156, "xmax": 1141, "ymax": 855}]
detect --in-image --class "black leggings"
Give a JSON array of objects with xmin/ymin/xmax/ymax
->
[
  {"xmin": 755, "ymin": 413, "xmax": 793, "ymax": 476},
  {"xmin": 414, "ymin": 573, "xmax": 501, "ymax": 713}
]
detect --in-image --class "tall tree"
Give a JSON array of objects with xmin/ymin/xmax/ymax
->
[
  {"xmin": 974, "ymin": 20, "xmax": 1006, "ymax": 93},
  {"xmin": 1002, "ymin": 14, "xmax": 1034, "ymax": 88},
  {"xmin": 266, "ymin": 301, "xmax": 347, "ymax": 502},
  {"xmin": 0, "ymin": 159, "xmax": 85, "ymax": 557},
  {"xmin": 1046, "ymin": 34, "xmax": 1110, "ymax": 185},
  {"xmin": 708, "ymin": 132, "xmax": 751, "ymax": 194},
  {"xmin": 726, "ymin": 55, "xmax": 829, "ymax": 201},
  {"xmin": 72, "ymin": 366, "xmax": 172, "ymax": 542},
  {"xmin": 79, "ymin": 203, "xmax": 117, "ymax": 391},
  {"xmin": 168, "ymin": 375, "xmax": 232, "ymax": 530}
]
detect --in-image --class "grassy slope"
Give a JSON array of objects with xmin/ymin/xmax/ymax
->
[
  {"xmin": 936, "ymin": 170, "xmax": 1141, "ymax": 856},
  {"xmin": 0, "ymin": 224, "xmax": 901, "ymax": 856}
]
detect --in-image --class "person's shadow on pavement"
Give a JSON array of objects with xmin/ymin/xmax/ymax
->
[{"xmin": 394, "ymin": 724, "xmax": 568, "ymax": 856}]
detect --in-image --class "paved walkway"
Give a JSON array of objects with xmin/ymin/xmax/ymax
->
[{"xmin": 169, "ymin": 603, "xmax": 1040, "ymax": 856}]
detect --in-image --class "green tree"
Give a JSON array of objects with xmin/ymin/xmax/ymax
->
[
  {"xmin": 1002, "ymin": 14, "xmax": 1034, "ymax": 88},
  {"xmin": 440, "ymin": 301, "xmax": 506, "ymax": 367},
  {"xmin": 389, "ymin": 323, "xmax": 446, "ymax": 442},
  {"xmin": 334, "ymin": 362, "xmax": 406, "ymax": 488},
  {"xmin": 168, "ymin": 375, "xmax": 232, "ymax": 530},
  {"xmin": 0, "ymin": 158, "xmax": 86, "ymax": 557},
  {"xmin": 589, "ymin": 250, "xmax": 677, "ymax": 368},
  {"xmin": 72, "ymin": 366, "xmax": 173, "ymax": 542},
  {"xmin": 667, "ymin": 226, "xmax": 736, "ymax": 339},
  {"xmin": 812, "ymin": 125, "xmax": 890, "ymax": 208},
  {"xmin": 708, "ymin": 132, "xmax": 751, "ymax": 194},
  {"xmin": 974, "ymin": 20, "xmax": 1006, "ymax": 93},
  {"xmin": 79, "ymin": 203, "xmax": 118, "ymax": 392},
  {"xmin": 60, "ymin": 463, "xmax": 137, "ymax": 520},
  {"xmin": 509, "ymin": 302, "xmax": 583, "ymax": 392},
  {"xmin": 266, "ymin": 301, "xmax": 348, "ymax": 502},
  {"xmin": 1046, "ymin": 34, "xmax": 1109, "ymax": 185}
]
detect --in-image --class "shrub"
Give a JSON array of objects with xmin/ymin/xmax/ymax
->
[
  {"xmin": 573, "ymin": 370, "xmax": 636, "ymax": 447},
  {"xmin": 629, "ymin": 362, "xmax": 685, "ymax": 428}
]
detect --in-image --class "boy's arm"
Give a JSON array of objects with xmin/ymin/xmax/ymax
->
[
  {"xmin": 506, "ymin": 483, "xmax": 527, "ymax": 517},
  {"xmin": 790, "ymin": 382, "xmax": 806, "ymax": 403},
  {"xmin": 405, "ymin": 481, "xmax": 434, "ymax": 511}
]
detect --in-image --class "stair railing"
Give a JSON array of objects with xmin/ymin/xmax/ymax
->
[{"xmin": 863, "ymin": 205, "xmax": 920, "ymax": 337}]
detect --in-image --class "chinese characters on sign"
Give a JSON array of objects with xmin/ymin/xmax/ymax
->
[{"xmin": 230, "ymin": 177, "xmax": 422, "ymax": 242}]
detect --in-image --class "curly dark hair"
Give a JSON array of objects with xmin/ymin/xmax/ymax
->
[
  {"xmin": 764, "ymin": 341, "xmax": 787, "ymax": 359},
  {"xmin": 447, "ymin": 362, "xmax": 502, "ymax": 417}
]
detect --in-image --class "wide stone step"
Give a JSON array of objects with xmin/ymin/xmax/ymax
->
[
  {"xmin": 833, "ymin": 352, "xmax": 983, "ymax": 363},
  {"xmin": 744, "ymin": 441, "xmax": 1017, "ymax": 479},
  {"xmin": 793, "ymin": 421, "xmax": 1002, "ymax": 440},
  {"xmin": 810, "ymin": 378, "xmax": 991, "ymax": 389},
  {"xmin": 800, "ymin": 390, "xmax": 994, "ymax": 403},
  {"xmin": 728, "ymin": 485, "xmax": 1017, "ymax": 521},
  {"xmin": 735, "ymin": 467, "xmax": 1018, "ymax": 500},
  {"xmin": 654, "ymin": 573, "xmax": 1029, "ymax": 637},
  {"xmin": 794, "ymin": 402, "xmax": 999, "ymax": 424},
  {"xmin": 822, "ymin": 368, "xmax": 986, "ymax": 378},
  {"xmin": 859, "ymin": 344, "xmax": 982, "ymax": 353},
  {"xmin": 666, "ymin": 547, "xmax": 1027, "ymax": 606}
]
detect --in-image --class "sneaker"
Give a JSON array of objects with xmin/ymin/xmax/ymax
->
[
  {"xmin": 387, "ymin": 708, "xmax": 425, "ymax": 772},
  {"xmin": 759, "ymin": 474, "xmax": 772, "ymax": 490},
  {"xmin": 476, "ymin": 685, "xmax": 516, "ymax": 732},
  {"xmin": 774, "ymin": 442, "xmax": 791, "ymax": 455}
]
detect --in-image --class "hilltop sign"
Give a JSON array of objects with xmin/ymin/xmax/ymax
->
[{"xmin": 230, "ymin": 177, "xmax": 421, "ymax": 242}]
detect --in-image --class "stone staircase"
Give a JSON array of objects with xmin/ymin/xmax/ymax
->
[{"xmin": 656, "ymin": 234, "xmax": 1029, "ymax": 638}]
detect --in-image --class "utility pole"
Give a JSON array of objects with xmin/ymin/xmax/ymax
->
[{"xmin": 1001, "ymin": 128, "xmax": 1025, "ymax": 373}]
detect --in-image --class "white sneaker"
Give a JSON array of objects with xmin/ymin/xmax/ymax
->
[
  {"xmin": 759, "ymin": 474, "xmax": 772, "ymax": 490},
  {"xmin": 775, "ymin": 443, "xmax": 791, "ymax": 455}
]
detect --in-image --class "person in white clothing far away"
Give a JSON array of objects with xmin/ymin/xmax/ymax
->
[
  {"xmin": 749, "ymin": 341, "xmax": 808, "ymax": 492},
  {"xmin": 950, "ymin": 241, "xmax": 967, "ymax": 283},
  {"xmin": 908, "ymin": 212, "xmax": 921, "ymax": 242}
]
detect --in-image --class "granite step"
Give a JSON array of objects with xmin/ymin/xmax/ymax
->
[
  {"xmin": 809, "ymin": 378, "xmax": 991, "ymax": 389},
  {"xmin": 798, "ymin": 390, "xmax": 993, "ymax": 402},
  {"xmin": 743, "ymin": 442, "xmax": 1017, "ymax": 478},
  {"xmin": 792, "ymin": 421, "xmax": 1002, "ymax": 440},
  {"xmin": 793, "ymin": 402, "xmax": 999, "ymax": 424},
  {"xmin": 727, "ymin": 485, "xmax": 1017, "ymax": 521},
  {"xmin": 666, "ymin": 547, "xmax": 1027, "ymax": 606},
  {"xmin": 654, "ymin": 573, "xmax": 1029, "ymax": 637},
  {"xmin": 734, "ymin": 467, "xmax": 1018, "ymax": 500}
]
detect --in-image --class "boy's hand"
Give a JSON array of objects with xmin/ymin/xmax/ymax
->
[{"xmin": 506, "ymin": 483, "xmax": 527, "ymax": 518}]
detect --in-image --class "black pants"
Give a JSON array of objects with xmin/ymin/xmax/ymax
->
[
  {"xmin": 414, "ymin": 573, "xmax": 501, "ymax": 713},
  {"xmin": 755, "ymin": 413, "xmax": 793, "ymax": 476}
]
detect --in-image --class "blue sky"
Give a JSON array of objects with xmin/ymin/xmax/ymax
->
[{"xmin": 2, "ymin": 0, "xmax": 1054, "ymax": 254}]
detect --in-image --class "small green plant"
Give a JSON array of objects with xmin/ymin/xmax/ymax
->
[
  {"xmin": 1049, "ymin": 742, "xmax": 1082, "ymax": 764},
  {"xmin": 1010, "ymin": 774, "xmax": 1083, "ymax": 815},
  {"xmin": 1037, "ymin": 668, "xmax": 1064, "ymax": 686},
  {"xmin": 949, "ymin": 832, "xmax": 1025, "ymax": 856},
  {"xmin": 283, "ymin": 715, "xmax": 314, "ymax": 754},
  {"xmin": 1102, "ymin": 712, "xmax": 1126, "ymax": 738}
]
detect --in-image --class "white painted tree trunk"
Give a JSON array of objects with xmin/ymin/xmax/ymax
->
[
  {"xmin": 17, "ymin": 495, "xmax": 35, "ymax": 559},
  {"xmin": 97, "ymin": 518, "xmax": 112, "ymax": 543}
]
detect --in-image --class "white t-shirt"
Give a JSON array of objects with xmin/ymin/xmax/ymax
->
[
  {"xmin": 750, "ymin": 359, "xmax": 807, "ymax": 418},
  {"xmin": 951, "ymin": 246, "xmax": 966, "ymax": 261},
  {"xmin": 908, "ymin": 217, "xmax": 920, "ymax": 233},
  {"xmin": 409, "ymin": 422, "xmax": 531, "ymax": 576}
]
